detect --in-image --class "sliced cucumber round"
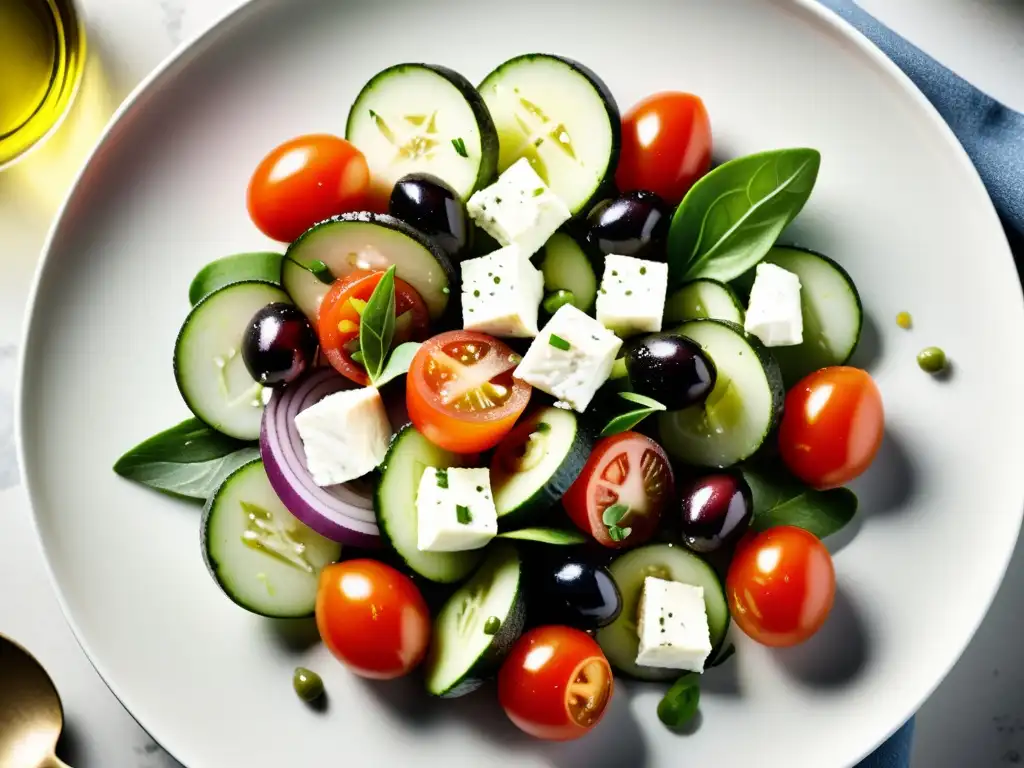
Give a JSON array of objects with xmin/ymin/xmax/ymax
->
[
  {"xmin": 490, "ymin": 406, "xmax": 595, "ymax": 528},
  {"xmin": 174, "ymin": 280, "xmax": 289, "ymax": 441},
  {"xmin": 659, "ymin": 319, "xmax": 784, "ymax": 468},
  {"xmin": 201, "ymin": 459, "xmax": 342, "ymax": 618},
  {"xmin": 424, "ymin": 542, "xmax": 525, "ymax": 698},
  {"xmin": 282, "ymin": 213, "xmax": 455, "ymax": 322},
  {"xmin": 479, "ymin": 54, "xmax": 620, "ymax": 216},
  {"xmin": 597, "ymin": 543, "xmax": 728, "ymax": 681},
  {"xmin": 346, "ymin": 63, "xmax": 498, "ymax": 202},
  {"xmin": 374, "ymin": 425, "xmax": 481, "ymax": 583},
  {"xmin": 539, "ymin": 233, "xmax": 598, "ymax": 313},
  {"xmin": 189, "ymin": 252, "xmax": 282, "ymax": 305},
  {"xmin": 664, "ymin": 279, "xmax": 744, "ymax": 325}
]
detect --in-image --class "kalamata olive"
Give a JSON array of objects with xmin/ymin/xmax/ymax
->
[
  {"xmin": 389, "ymin": 173, "xmax": 468, "ymax": 259},
  {"xmin": 585, "ymin": 190, "xmax": 670, "ymax": 261},
  {"xmin": 528, "ymin": 555, "xmax": 622, "ymax": 630},
  {"xmin": 241, "ymin": 303, "xmax": 318, "ymax": 387},
  {"xmin": 625, "ymin": 333, "xmax": 716, "ymax": 410},
  {"xmin": 679, "ymin": 472, "xmax": 753, "ymax": 552}
]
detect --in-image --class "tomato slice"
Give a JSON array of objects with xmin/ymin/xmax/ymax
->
[
  {"xmin": 317, "ymin": 270, "xmax": 431, "ymax": 385},
  {"xmin": 406, "ymin": 331, "xmax": 532, "ymax": 453},
  {"xmin": 563, "ymin": 432, "xmax": 674, "ymax": 549}
]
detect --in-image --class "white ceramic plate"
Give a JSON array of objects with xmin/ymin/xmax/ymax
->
[{"xmin": 17, "ymin": 0, "xmax": 1024, "ymax": 765}]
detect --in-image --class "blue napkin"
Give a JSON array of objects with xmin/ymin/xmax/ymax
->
[{"xmin": 813, "ymin": 2, "xmax": 1024, "ymax": 767}]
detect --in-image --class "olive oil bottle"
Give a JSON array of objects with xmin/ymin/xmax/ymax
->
[{"xmin": 0, "ymin": 0, "xmax": 86, "ymax": 168}]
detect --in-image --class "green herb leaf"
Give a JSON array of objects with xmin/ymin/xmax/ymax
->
[
  {"xmin": 496, "ymin": 528, "xmax": 588, "ymax": 545},
  {"xmin": 667, "ymin": 149, "xmax": 821, "ymax": 285},
  {"xmin": 549, "ymin": 333, "xmax": 571, "ymax": 351},
  {"xmin": 435, "ymin": 468, "xmax": 449, "ymax": 489},
  {"xmin": 456, "ymin": 504, "xmax": 473, "ymax": 524},
  {"xmin": 658, "ymin": 673, "xmax": 700, "ymax": 731},
  {"xmin": 188, "ymin": 252, "xmax": 282, "ymax": 305},
  {"xmin": 113, "ymin": 419, "xmax": 259, "ymax": 501},
  {"xmin": 306, "ymin": 259, "xmax": 336, "ymax": 285},
  {"xmin": 373, "ymin": 342, "xmax": 421, "ymax": 388},
  {"xmin": 350, "ymin": 350, "xmax": 365, "ymax": 365},
  {"xmin": 607, "ymin": 525, "xmax": 631, "ymax": 542},
  {"xmin": 601, "ymin": 392, "xmax": 667, "ymax": 437},
  {"xmin": 619, "ymin": 392, "xmax": 667, "ymax": 410},
  {"xmin": 452, "ymin": 137, "xmax": 468, "ymax": 158},
  {"xmin": 742, "ymin": 464, "xmax": 858, "ymax": 538},
  {"xmin": 359, "ymin": 266, "xmax": 397, "ymax": 383},
  {"xmin": 602, "ymin": 503, "xmax": 629, "ymax": 527}
]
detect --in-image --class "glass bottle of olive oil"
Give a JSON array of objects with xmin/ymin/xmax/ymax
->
[{"xmin": 0, "ymin": 0, "xmax": 86, "ymax": 169}]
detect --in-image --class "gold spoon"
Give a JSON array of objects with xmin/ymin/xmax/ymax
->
[{"xmin": 0, "ymin": 634, "xmax": 71, "ymax": 768}]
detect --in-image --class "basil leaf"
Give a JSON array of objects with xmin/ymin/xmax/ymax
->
[
  {"xmin": 658, "ymin": 673, "xmax": 700, "ymax": 731},
  {"xmin": 496, "ymin": 528, "xmax": 587, "ymax": 545},
  {"xmin": 374, "ymin": 342, "xmax": 421, "ymax": 388},
  {"xmin": 113, "ymin": 419, "xmax": 258, "ymax": 500},
  {"xmin": 618, "ymin": 392, "xmax": 666, "ymax": 410},
  {"xmin": 359, "ymin": 266, "xmax": 397, "ymax": 383},
  {"xmin": 602, "ymin": 503, "xmax": 629, "ymax": 527},
  {"xmin": 602, "ymin": 393, "xmax": 666, "ymax": 436},
  {"xmin": 668, "ymin": 149, "xmax": 820, "ymax": 285},
  {"xmin": 188, "ymin": 252, "xmax": 282, "ymax": 305},
  {"xmin": 742, "ymin": 466, "xmax": 858, "ymax": 538}
]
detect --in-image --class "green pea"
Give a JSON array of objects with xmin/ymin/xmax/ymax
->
[
  {"xmin": 542, "ymin": 289, "xmax": 576, "ymax": 315},
  {"xmin": 483, "ymin": 616, "xmax": 502, "ymax": 635},
  {"xmin": 917, "ymin": 346, "xmax": 947, "ymax": 374},
  {"xmin": 292, "ymin": 667, "xmax": 324, "ymax": 703}
]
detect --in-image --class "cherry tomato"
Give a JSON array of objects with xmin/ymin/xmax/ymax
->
[
  {"xmin": 318, "ymin": 270, "xmax": 431, "ymax": 386},
  {"xmin": 315, "ymin": 560, "xmax": 431, "ymax": 680},
  {"xmin": 778, "ymin": 366, "xmax": 885, "ymax": 490},
  {"xmin": 562, "ymin": 432, "xmax": 674, "ymax": 549},
  {"xmin": 616, "ymin": 92, "xmax": 712, "ymax": 206},
  {"xmin": 406, "ymin": 331, "xmax": 531, "ymax": 453},
  {"xmin": 247, "ymin": 134, "xmax": 370, "ymax": 243},
  {"xmin": 498, "ymin": 626, "xmax": 614, "ymax": 741},
  {"xmin": 726, "ymin": 526, "xmax": 835, "ymax": 647}
]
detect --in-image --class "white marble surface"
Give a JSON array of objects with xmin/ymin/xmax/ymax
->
[{"xmin": 0, "ymin": 1, "xmax": 1021, "ymax": 766}]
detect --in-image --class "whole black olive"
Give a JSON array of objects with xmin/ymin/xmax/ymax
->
[
  {"xmin": 625, "ymin": 333, "xmax": 716, "ymax": 410},
  {"xmin": 679, "ymin": 472, "xmax": 753, "ymax": 552},
  {"xmin": 241, "ymin": 303, "xmax": 317, "ymax": 387},
  {"xmin": 585, "ymin": 190, "xmax": 670, "ymax": 261},
  {"xmin": 528, "ymin": 555, "xmax": 622, "ymax": 630},
  {"xmin": 389, "ymin": 173, "xmax": 468, "ymax": 259}
]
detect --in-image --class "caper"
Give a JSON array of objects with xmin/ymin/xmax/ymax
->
[
  {"xmin": 293, "ymin": 667, "xmax": 324, "ymax": 703},
  {"xmin": 917, "ymin": 346, "xmax": 947, "ymax": 374},
  {"xmin": 543, "ymin": 289, "xmax": 577, "ymax": 315}
]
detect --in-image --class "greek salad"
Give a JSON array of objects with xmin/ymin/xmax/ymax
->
[{"xmin": 115, "ymin": 53, "xmax": 887, "ymax": 739}]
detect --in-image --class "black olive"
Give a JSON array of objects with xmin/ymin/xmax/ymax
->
[
  {"xmin": 241, "ymin": 303, "xmax": 317, "ymax": 388},
  {"xmin": 527, "ymin": 554, "xmax": 622, "ymax": 630},
  {"xmin": 585, "ymin": 190, "xmax": 670, "ymax": 261},
  {"xmin": 625, "ymin": 333, "xmax": 716, "ymax": 410},
  {"xmin": 389, "ymin": 173, "xmax": 468, "ymax": 259},
  {"xmin": 679, "ymin": 472, "xmax": 753, "ymax": 552}
]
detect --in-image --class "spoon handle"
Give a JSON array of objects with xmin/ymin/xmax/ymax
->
[{"xmin": 40, "ymin": 753, "xmax": 72, "ymax": 768}]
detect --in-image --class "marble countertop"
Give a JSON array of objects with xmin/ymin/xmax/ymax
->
[{"xmin": 0, "ymin": 1, "xmax": 1022, "ymax": 765}]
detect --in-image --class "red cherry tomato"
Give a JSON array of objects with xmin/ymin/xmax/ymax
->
[
  {"xmin": 778, "ymin": 366, "xmax": 885, "ymax": 490},
  {"xmin": 498, "ymin": 626, "xmax": 614, "ymax": 741},
  {"xmin": 726, "ymin": 526, "xmax": 835, "ymax": 647},
  {"xmin": 315, "ymin": 560, "xmax": 430, "ymax": 679},
  {"xmin": 563, "ymin": 432, "xmax": 674, "ymax": 549},
  {"xmin": 247, "ymin": 134, "xmax": 369, "ymax": 243},
  {"xmin": 616, "ymin": 92, "xmax": 712, "ymax": 206}
]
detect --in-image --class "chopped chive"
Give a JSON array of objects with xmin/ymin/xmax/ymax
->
[
  {"xmin": 493, "ymin": 276, "xmax": 501, "ymax": 284},
  {"xmin": 435, "ymin": 469, "xmax": 449, "ymax": 489},
  {"xmin": 625, "ymin": 290, "xmax": 633, "ymax": 296},
  {"xmin": 549, "ymin": 334, "xmax": 571, "ymax": 352},
  {"xmin": 456, "ymin": 504, "xmax": 473, "ymax": 524},
  {"xmin": 473, "ymin": 289, "xmax": 480, "ymax": 297},
  {"xmin": 532, "ymin": 187, "xmax": 544, "ymax": 197},
  {"xmin": 495, "ymin": 197, "xmax": 502, "ymax": 204},
  {"xmin": 476, "ymin": 486, "xmax": 484, "ymax": 493},
  {"xmin": 451, "ymin": 137, "xmax": 468, "ymax": 158},
  {"xmin": 640, "ymin": 266, "xmax": 647, "ymax": 275}
]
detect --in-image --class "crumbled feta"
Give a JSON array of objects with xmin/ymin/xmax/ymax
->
[
  {"xmin": 461, "ymin": 244, "xmax": 544, "ymax": 337},
  {"xmin": 595, "ymin": 254, "xmax": 669, "ymax": 336},
  {"xmin": 293, "ymin": 387, "xmax": 390, "ymax": 487},
  {"xmin": 514, "ymin": 304, "xmax": 622, "ymax": 412},
  {"xmin": 744, "ymin": 262, "xmax": 803, "ymax": 347},
  {"xmin": 416, "ymin": 467, "xmax": 498, "ymax": 552},
  {"xmin": 466, "ymin": 158, "xmax": 571, "ymax": 258},
  {"xmin": 635, "ymin": 577, "xmax": 713, "ymax": 673}
]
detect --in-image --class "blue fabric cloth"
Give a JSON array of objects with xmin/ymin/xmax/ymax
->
[{"xmin": 812, "ymin": 2, "xmax": 1024, "ymax": 766}]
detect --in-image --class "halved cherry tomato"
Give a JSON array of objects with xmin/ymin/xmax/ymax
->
[
  {"xmin": 562, "ymin": 432, "xmax": 674, "ymax": 549},
  {"xmin": 247, "ymin": 134, "xmax": 370, "ymax": 243},
  {"xmin": 778, "ymin": 366, "xmax": 885, "ymax": 490},
  {"xmin": 498, "ymin": 626, "xmax": 613, "ymax": 741},
  {"xmin": 616, "ymin": 92, "xmax": 712, "ymax": 206},
  {"xmin": 726, "ymin": 526, "xmax": 835, "ymax": 647},
  {"xmin": 318, "ymin": 270, "xmax": 431, "ymax": 385},
  {"xmin": 315, "ymin": 560, "xmax": 431, "ymax": 679},
  {"xmin": 406, "ymin": 331, "xmax": 531, "ymax": 453}
]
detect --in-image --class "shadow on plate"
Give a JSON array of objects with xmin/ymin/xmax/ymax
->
[
  {"xmin": 56, "ymin": 718, "xmax": 85, "ymax": 766},
  {"xmin": 848, "ymin": 311, "xmax": 883, "ymax": 374},
  {"xmin": 261, "ymin": 616, "xmax": 321, "ymax": 653},
  {"xmin": 700, "ymin": 649, "xmax": 741, "ymax": 696},
  {"xmin": 547, "ymin": 681, "xmax": 650, "ymax": 768}
]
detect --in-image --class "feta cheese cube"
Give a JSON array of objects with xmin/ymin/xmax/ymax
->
[
  {"xmin": 416, "ymin": 467, "xmax": 498, "ymax": 552},
  {"xmin": 466, "ymin": 158, "xmax": 571, "ymax": 258},
  {"xmin": 514, "ymin": 304, "xmax": 622, "ymax": 412},
  {"xmin": 595, "ymin": 254, "xmax": 669, "ymax": 336},
  {"xmin": 293, "ymin": 387, "xmax": 391, "ymax": 487},
  {"xmin": 744, "ymin": 262, "xmax": 804, "ymax": 347},
  {"xmin": 635, "ymin": 577, "xmax": 713, "ymax": 673},
  {"xmin": 461, "ymin": 244, "xmax": 545, "ymax": 337}
]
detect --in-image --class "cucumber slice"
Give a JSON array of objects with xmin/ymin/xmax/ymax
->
[
  {"xmin": 346, "ymin": 64, "xmax": 498, "ymax": 201},
  {"xmin": 200, "ymin": 459, "xmax": 342, "ymax": 618},
  {"xmin": 479, "ymin": 54, "xmax": 620, "ymax": 215},
  {"xmin": 374, "ymin": 425, "xmax": 482, "ymax": 583},
  {"xmin": 664, "ymin": 279, "xmax": 744, "ymax": 325},
  {"xmin": 282, "ymin": 213, "xmax": 455, "ymax": 322},
  {"xmin": 189, "ymin": 252, "xmax": 282, "ymax": 305},
  {"xmin": 424, "ymin": 543, "xmax": 526, "ymax": 698},
  {"xmin": 597, "ymin": 543, "xmax": 728, "ymax": 681},
  {"xmin": 490, "ymin": 406, "xmax": 595, "ymax": 527},
  {"xmin": 174, "ymin": 280, "xmax": 289, "ymax": 441},
  {"xmin": 658, "ymin": 319, "xmax": 784, "ymax": 468},
  {"xmin": 539, "ymin": 233, "xmax": 598, "ymax": 313},
  {"xmin": 759, "ymin": 246, "xmax": 863, "ymax": 386}
]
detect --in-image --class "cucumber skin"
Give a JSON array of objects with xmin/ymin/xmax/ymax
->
[
  {"xmin": 346, "ymin": 63, "xmax": 499, "ymax": 194},
  {"xmin": 189, "ymin": 252, "xmax": 282, "ymax": 306}
]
